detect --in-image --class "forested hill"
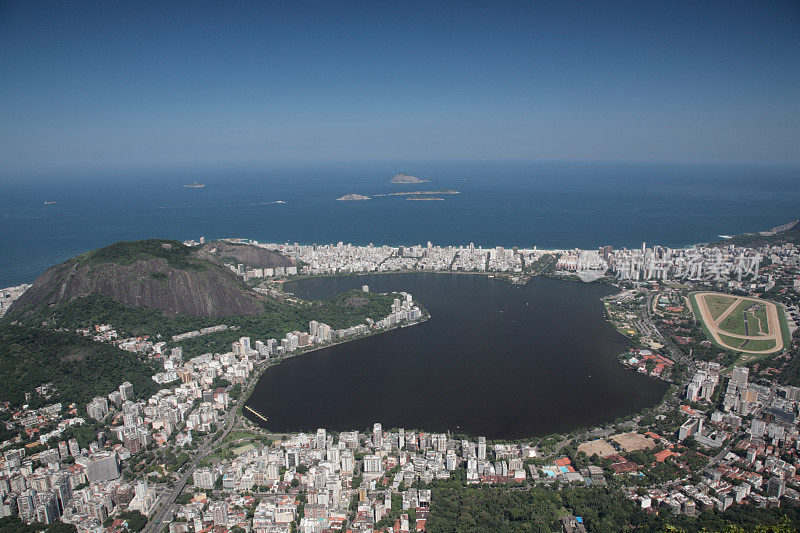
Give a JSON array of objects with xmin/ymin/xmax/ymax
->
[
  {"xmin": 711, "ymin": 220, "xmax": 800, "ymax": 247},
  {"xmin": 7, "ymin": 239, "xmax": 265, "ymax": 319},
  {"xmin": 5, "ymin": 289, "xmax": 399, "ymax": 356},
  {"xmin": 0, "ymin": 239, "xmax": 403, "ymax": 410},
  {"xmin": 0, "ymin": 324, "xmax": 158, "ymax": 409}
]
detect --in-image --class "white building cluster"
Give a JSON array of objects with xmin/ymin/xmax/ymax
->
[
  {"xmin": 685, "ymin": 362, "xmax": 721, "ymax": 403},
  {"xmin": 608, "ymin": 245, "xmax": 762, "ymax": 282},
  {"xmin": 185, "ymin": 237, "xmax": 779, "ymax": 286},
  {"xmin": 0, "ymin": 283, "xmax": 31, "ymax": 317},
  {"xmin": 165, "ymin": 423, "xmax": 538, "ymax": 533},
  {"xmin": 245, "ymin": 240, "xmax": 533, "ymax": 275},
  {"xmin": 238, "ymin": 292, "xmax": 423, "ymax": 359}
]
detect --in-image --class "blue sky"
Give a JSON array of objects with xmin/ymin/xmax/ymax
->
[{"xmin": 1, "ymin": 0, "xmax": 798, "ymax": 173}]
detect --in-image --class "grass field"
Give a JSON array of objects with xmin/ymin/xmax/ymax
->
[
  {"xmin": 750, "ymin": 304, "xmax": 769, "ymax": 335},
  {"xmin": 717, "ymin": 300, "xmax": 756, "ymax": 336},
  {"xmin": 717, "ymin": 333, "xmax": 746, "ymax": 349},
  {"xmin": 705, "ymin": 294, "xmax": 738, "ymax": 321},
  {"xmin": 738, "ymin": 338, "xmax": 778, "ymax": 352},
  {"xmin": 716, "ymin": 300, "xmax": 771, "ymax": 338},
  {"xmin": 716, "ymin": 333, "xmax": 776, "ymax": 352}
]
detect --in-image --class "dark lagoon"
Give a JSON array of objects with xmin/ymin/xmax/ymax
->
[{"xmin": 245, "ymin": 274, "xmax": 667, "ymax": 439}]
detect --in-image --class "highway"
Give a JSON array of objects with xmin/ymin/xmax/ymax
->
[
  {"xmin": 143, "ymin": 403, "xmax": 239, "ymax": 533},
  {"xmin": 142, "ymin": 354, "xmax": 275, "ymax": 532}
]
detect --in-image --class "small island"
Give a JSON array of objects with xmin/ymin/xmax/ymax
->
[
  {"xmin": 337, "ymin": 194, "xmax": 371, "ymax": 201},
  {"xmin": 391, "ymin": 173, "xmax": 429, "ymax": 183},
  {"xmin": 407, "ymin": 195, "xmax": 444, "ymax": 201},
  {"xmin": 388, "ymin": 189, "xmax": 460, "ymax": 196}
]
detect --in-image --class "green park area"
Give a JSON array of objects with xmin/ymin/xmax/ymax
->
[
  {"xmin": 704, "ymin": 293, "xmax": 738, "ymax": 322},
  {"xmin": 717, "ymin": 300, "xmax": 767, "ymax": 336}
]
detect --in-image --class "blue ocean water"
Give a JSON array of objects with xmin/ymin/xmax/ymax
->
[{"xmin": 1, "ymin": 160, "xmax": 798, "ymax": 287}]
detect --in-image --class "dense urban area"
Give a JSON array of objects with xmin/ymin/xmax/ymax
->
[{"xmin": 1, "ymin": 221, "xmax": 800, "ymax": 533}]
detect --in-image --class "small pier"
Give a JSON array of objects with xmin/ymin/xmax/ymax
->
[{"xmin": 244, "ymin": 405, "xmax": 268, "ymax": 422}]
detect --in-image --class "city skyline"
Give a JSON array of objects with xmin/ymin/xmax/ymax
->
[{"xmin": 2, "ymin": 2, "xmax": 800, "ymax": 531}]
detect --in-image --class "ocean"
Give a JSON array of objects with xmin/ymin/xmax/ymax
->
[{"xmin": 1, "ymin": 160, "xmax": 798, "ymax": 287}]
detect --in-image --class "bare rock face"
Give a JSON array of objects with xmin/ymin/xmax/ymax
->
[
  {"xmin": 10, "ymin": 240, "xmax": 266, "ymax": 318},
  {"xmin": 201, "ymin": 241, "xmax": 295, "ymax": 269}
]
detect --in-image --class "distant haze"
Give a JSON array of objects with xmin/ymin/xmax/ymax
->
[{"xmin": 1, "ymin": 1, "xmax": 799, "ymax": 175}]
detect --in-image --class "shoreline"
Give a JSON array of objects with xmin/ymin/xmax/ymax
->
[
  {"xmin": 6, "ymin": 219, "xmax": 793, "ymax": 444},
  {"xmin": 243, "ymin": 271, "xmax": 668, "ymax": 442},
  {"xmin": 241, "ymin": 311, "xmax": 430, "ymax": 425}
]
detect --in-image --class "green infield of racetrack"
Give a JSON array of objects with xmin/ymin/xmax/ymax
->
[{"xmin": 688, "ymin": 292, "xmax": 790, "ymax": 361}]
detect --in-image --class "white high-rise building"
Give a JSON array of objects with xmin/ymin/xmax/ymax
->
[
  {"xmin": 363, "ymin": 454, "xmax": 382, "ymax": 473},
  {"xmin": 255, "ymin": 340, "xmax": 266, "ymax": 356},
  {"xmin": 477, "ymin": 437, "xmax": 486, "ymax": 460},
  {"xmin": 211, "ymin": 501, "xmax": 229, "ymax": 526},
  {"xmin": 119, "ymin": 382, "xmax": 134, "ymax": 401},
  {"xmin": 17, "ymin": 490, "xmax": 37, "ymax": 523},
  {"xmin": 373, "ymin": 423, "xmax": 383, "ymax": 448},
  {"xmin": 731, "ymin": 366, "xmax": 749, "ymax": 389},
  {"xmin": 193, "ymin": 468, "xmax": 218, "ymax": 490},
  {"xmin": 87, "ymin": 397, "xmax": 109, "ymax": 421}
]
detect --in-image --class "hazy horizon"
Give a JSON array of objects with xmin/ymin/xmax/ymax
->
[
  {"xmin": 3, "ymin": 158, "xmax": 800, "ymax": 186},
  {"xmin": 2, "ymin": 1, "xmax": 799, "ymax": 176}
]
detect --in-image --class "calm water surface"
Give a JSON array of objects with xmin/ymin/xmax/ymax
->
[
  {"xmin": 2, "ymin": 161, "xmax": 799, "ymax": 287},
  {"xmin": 245, "ymin": 273, "xmax": 667, "ymax": 439}
]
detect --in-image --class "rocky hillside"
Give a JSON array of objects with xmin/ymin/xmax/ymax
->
[
  {"xmin": 201, "ymin": 241, "xmax": 295, "ymax": 269},
  {"xmin": 8, "ymin": 240, "xmax": 266, "ymax": 318}
]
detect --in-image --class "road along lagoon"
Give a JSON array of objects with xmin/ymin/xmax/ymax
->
[{"xmin": 246, "ymin": 274, "xmax": 667, "ymax": 439}]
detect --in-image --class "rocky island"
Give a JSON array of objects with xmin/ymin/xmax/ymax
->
[
  {"xmin": 388, "ymin": 189, "xmax": 460, "ymax": 196},
  {"xmin": 407, "ymin": 195, "xmax": 444, "ymax": 201},
  {"xmin": 390, "ymin": 172, "xmax": 429, "ymax": 183},
  {"xmin": 337, "ymin": 194, "xmax": 371, "ymax": 201}
]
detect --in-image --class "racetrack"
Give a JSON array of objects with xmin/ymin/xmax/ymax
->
[{"xmin": 691, "ymin": 292, "xmax": 785, "ymax": 354}]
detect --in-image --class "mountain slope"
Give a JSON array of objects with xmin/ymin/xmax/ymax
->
[
  {"xmin": 8, "ymin": 239, "xmax": 265, "ymax": 318},
  {"xmin": 201, "ymin": 241, "xmax": 295, "ymax": 269}
]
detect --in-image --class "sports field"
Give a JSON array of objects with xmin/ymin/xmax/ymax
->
[{"xmin": 689, "ymin": 292, "xmax": 789, "ymax": 355}]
